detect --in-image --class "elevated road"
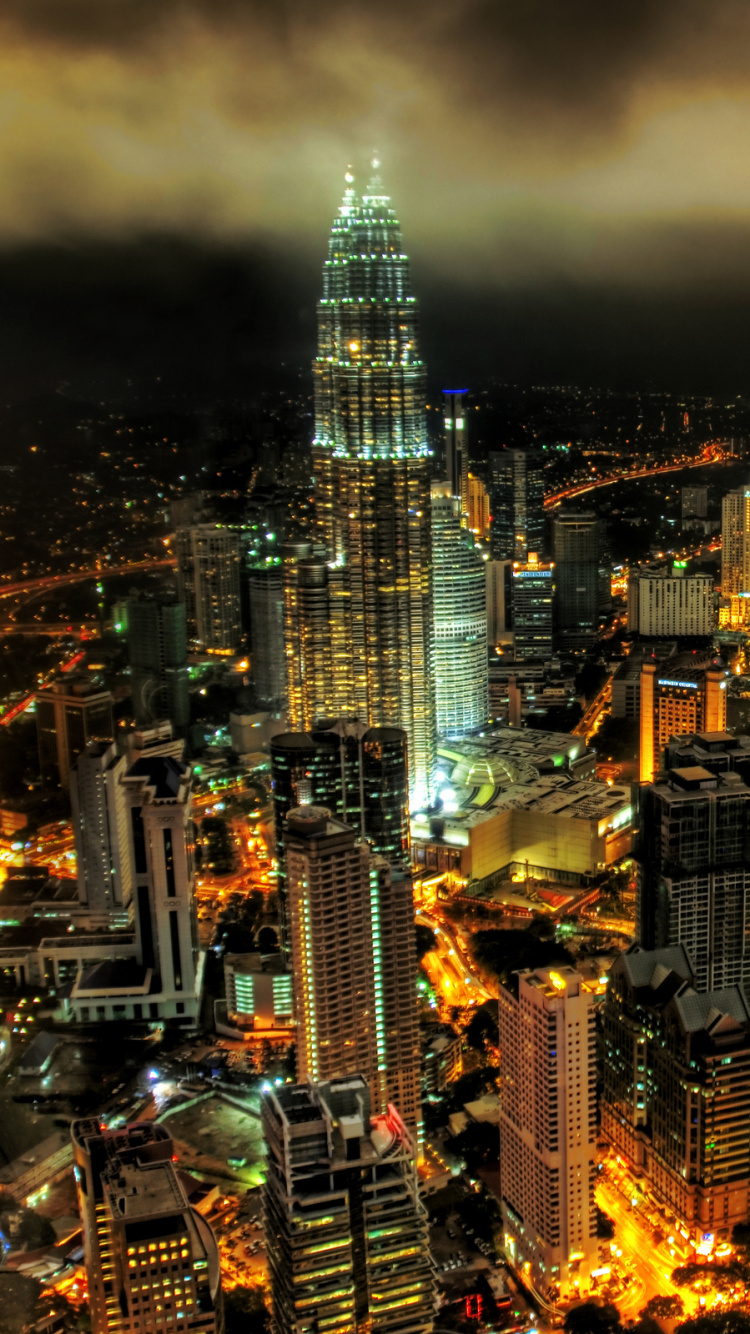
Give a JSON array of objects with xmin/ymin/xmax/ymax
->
[
  {"xmin": 544, "ymin": 447, "xmax": 733, "ymax": 509},
  {"xmin": 0, "ymin": 557, "xmax": 176, "ymax": 602}
]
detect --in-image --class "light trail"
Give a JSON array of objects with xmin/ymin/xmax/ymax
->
[{"xmin": 544, "ymin": 448, "xmax": 734, "ymax": 510}]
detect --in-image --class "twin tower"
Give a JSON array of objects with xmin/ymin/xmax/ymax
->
[{"xmin": 284, "ymin": 166, "xmax": 436, "ymax": 806}]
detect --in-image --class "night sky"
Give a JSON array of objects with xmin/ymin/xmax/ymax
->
[{"xmin": 5, "ymin": 0, "xmax": 750, "ymax": 398}]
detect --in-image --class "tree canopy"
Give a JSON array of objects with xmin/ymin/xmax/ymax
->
[
  {"xmin": 564, "ymin": 1303, "xmax": 621, "ymax": 1334},
  {"xmin": 470, "ymin": 928, "xmax": 574, "ymax": 987}
]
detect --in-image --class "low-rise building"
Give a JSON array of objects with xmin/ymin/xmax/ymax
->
[{"xmin": 224, "ymin": 952, "xmax": 294, "ymax": 1031}]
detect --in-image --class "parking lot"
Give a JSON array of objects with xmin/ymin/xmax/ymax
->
[{"xmin": 165, "ymin": 1095, "xmax": 266, "ymax": 1188}]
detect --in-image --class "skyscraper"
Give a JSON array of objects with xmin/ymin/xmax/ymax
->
[
  {"xmin": 176, "ymin": 524, "xmax": 242, "ymax": 652},
  {"xmin": 70, "ymin": 741, "xmax": 132, "ymax": 922},
  {"xmin": 247, "ymin": 559, "xmax": 285, "ymax": 708},
  {"xmin": 284, "ymin": 806, "xmax": 421, "ymax": 1139},
  {"xmin": 721, "ymin": 487, "xmax": 750, "ymax": 595},
  {"xmin": 431, "ymin": 482, "xmax": 488, "ymax": 737},
  {"xmin": 552, "ymin": 510, "xmax": 605, "ymax": 652},
  {"xmin": 498, "ymin": 966, "xmax": 599, "ymax": 1301},
  {"xmin": 602, "ymin": 945, "xmax": 750, "ymax": 1243},
  {"xmin": 69, "ymin": 755, "xmax": 203, "ymax": 1024},
  {"xmin": 72, "ymin": 1118, "xmax": 222, "ymax": 1334},
  {"xmin": 443, "ymin": 388, "xmax": 469, "ymax": 521},
  {"xmin": 287, "ymin": 166, "xmax": 437, "ymax": 805},
  {"xmin": 512, "ymin": 554, "xmax": 555, "ymax": 660},
  {"xmin": 636, "ymin": 743, "xmax": 750, "ymax": 996},
  {"xmin": 488, "ymin": 449, "xmax": 545, "ymax": 561},
  {"xmin": 262, "ymin": 1076, "xmax": 434, "ymax": 1334},
  {"xmin": 127, "ymin": 592, "xmax": 189, "ymax": 731},
  {"xmin": 638, "ymin": 657, "xmax": 727, "ymax": 782},
  {"xmin": 467, "ymin": 473, "xmax": 491, "ymax": 540},
  {"xmin": 35, "ymin": 674, "xmax": 114, "ymax": 790}
]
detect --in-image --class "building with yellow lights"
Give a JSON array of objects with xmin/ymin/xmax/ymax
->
[
  {"xmin": 72, "ymin": 1119, "xmax": 222, "ymax": 1334},
  {"xmin": 638, "ymin": 657, "xmax": 727, "ymax": 782},
  {"xmin": 262, "ymin": 1076, "xmax": 435, "ymax": 1334},
  {"xmin": 498, "ymin": 966, "xmax": 599, "ymax": 1301}
]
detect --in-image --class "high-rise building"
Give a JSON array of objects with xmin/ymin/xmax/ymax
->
[
  {"xmin": 176, "ymin": 524, "xmax": 242, "ymax": 652},
  {"xmin": 70, "ymin": 741, "xmax": 132, "ymax": 922},
  {"xmin": 69, "ymin": 756, "xmax": 203, "ymax": 1024},
  {"xmin": 36, "ymin": 674, "xmax": 114, "ymax": 790},
  {"xmin": 262, "ymin": 1076, "xmax": 434, "ymax": 1334},
  {"xmin": 638, "ymin": 657, "xmax": 727, "ymax": 782},
  {"xmin": 488, "ymin": 449, "xmax": 545, "ymax": 562},
  {"xmin": 271, "ymin": 719, "xmax": 409, "ymax": 869},
  {"xmin": 288, "ymin": 166, "xmax": 437, "ymax": 805},
  {"xmin": 247, "ymin": 560, "xmax": 285, "ymax": 708},
  {"xmin": 552, "ymin": 510, "xmax": 605, "ymax": 653},
  {"xmin": 627, "ymin": 563, "xmax": 714, "ymax": 637},
  {"xmin": 443, "ymin": 388, "xmax": 469, "ymax": 521},
  {"xmin": 284, "ymin": 806, "xmax": 420, "ymax": 1139},
  {"xmin": 682, "ymin": 486, "xmax": 708, "ymax": 520},
  {"xmin": 72, "ymin": 1118, "xmax": 222, "ymax": 1334},
  {"xmin": 498, "ymin": 966, "xmax": 598, "ymax": 1301},
  {"xmin": 431, "ymin": 482, "xmax": 488, "ymax": 737},
  {"xmin": 636, "ymin": 747, "xmax": 750, "ymax": 996},
  {"xmin": 602, "ymin": 945, "xmax": 750, "ymax": 1243},
  {"xmin": 468, "ymin": 473, "xmax": 490, "ymax": 540},
  {"xmin": 512, "ymin": 554, "xmax": 555, "ymax": 660},
  {"xmin": 721, "ymin": 487, "xmax": 750, "ymax": 596},
  {"xmin": 127, "ymin": 592, "xmax": 189, "ymax": 731},
  {"xmin": 486, "ymin": 559, "xmax": 513, "ymax": 647}
]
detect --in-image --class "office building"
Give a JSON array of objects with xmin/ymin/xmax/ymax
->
[
  {"xmin": 36, "ymin": 674, "xmax": 114, "ymax": 790},
  {"xmin": 70, "ymin": 742, "xmax": 132, "ymax": 923},
  {"xmin": 247, "ymin": 559, "xmax": 285, "ymax": 708},
  {"xmin": 224, "ymin": 952, "xmax": 294, "ymax": 1032},
  {"xmin": 636, "ymin": 748, "xmax": 750, "ymax": 996},
  {"xmin": 443, "ymin": 388, "xmax": 469, "ymax": 521},
  {"xmin": 488, "ymin": 448, "xmax": 545, "ymax": 561},
  {"xmin": 512, "ymin": 554, "xmax": 555, "ymax": 659},
  {"xmin": 431, "ymin": 482, "xmax": 488, "ymax": 737},
  {"xmin": 285, "ymin": 806, "xmax": 421, "ymax": 1139},
  {"xmin": 638, "ymin": 657, "xmax": 727, "ymax": 782},
  {"xmin": 127, "ymin": 592, "xmax": 189, "ymax": 731},
  {"xmin": 486, "ymin": 559, "xmax": 513, "ymax": 647},
  {"xmin": 721, "ymin": 487, "xmax": 750, "ymax": 596},
  {"xmin": 468, "ymin": 473, "xmax": 490, "ymax": 540},
  {"xmin": 271, "ymin": 719, "xmax": 409, "ymax": 869},
  {"xmin": 72, "ymin": 1118, "xmax": 222, "ymax": 1334},
  {"xmin": 292, "ymin": 166, "xmax": 437, "ymax": 805},
  {"xmin": 552, "ymin": 511, "xmax": 605, "ymax": 652},
  {"xmin": 682, "ymin": 486, "xmax": 708, "ymax": 520},
  {"xmin": 176, "ymin": 524, "xmax": 242, "ymax": 652},
  {"xmin": 602, "ymin": 945, "xmax": 750, "ymax": 1242},
  {"xmin": 262, "ymin": 1076, "xmax": 434, "ymax": 1334},
  {"xmin": 69, "ymin": 755, "xmax": 203, "ymax": 1024},
  {"xmin": 498, "ymin": 966, "xmax": 599, "ymax": 1301},
  {"xmin": 627, "ymin": 562, "xmax": 714, "ymax": 637}
]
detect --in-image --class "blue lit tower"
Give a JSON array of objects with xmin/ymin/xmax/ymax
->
[{"xmin": 288, "ymin": 164, "xmax": 437, "ymax": 804}]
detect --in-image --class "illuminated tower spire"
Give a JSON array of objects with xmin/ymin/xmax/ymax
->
[{"xmin": 289, "ymin": 164, "xmax": 437, "ymax": 804}]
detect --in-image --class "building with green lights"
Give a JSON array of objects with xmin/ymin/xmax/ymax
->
[
  {"xmin": 284, "ymin": 805, "xmax": 420, "ymax": 1143},
  {"xmin": 262, "ymin": 1076, "xmax": 435, "ymax": 1334},
  {"xmin": 285, "ymin": 165, "xmax": 437, "ymax": 806}
]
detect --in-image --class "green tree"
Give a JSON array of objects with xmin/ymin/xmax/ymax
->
[
  {"xmin": 450, "ymin": 1121, "xmax": 499, "ymax": 1170},
  {"xmin": 464, "ymin": 1000, "xmax": 499, "ymax": 1052},
  {"xmin": 223, "ymin": 1284, "xmax": 271, "ymax": 1334},
  {"xmin": 642, "ymin": 1296, "xmax": 684, "ymax": 1321},
  {"xmin": 677, "ymin": 1315, "xmax": 750, "ymax": 1334},
  {"xmin": 470, "ymin": 928, "xmax": 574, "ymax": 987},
  {"xmin": 415, "ymin": 925, "xmax": 437, "ymax": 961},
  {"xmin": 16, "ymin": 1208, "xmax": 56, "ymax": 1250},
  {"xmin": 564, "ymin": 1303, "xmax": 621, "ymax": 1334},
  {"xmin": 257, "ymin": 926, "xmax": 278, "ymax": 952}
]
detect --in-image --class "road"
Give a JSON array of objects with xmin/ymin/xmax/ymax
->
[
  {"xmin": 416, "ymin": 908, "xmax": 493, "ymax": 1009},
  {"xmin": 544, "ymin": 447, "xmax": 734, "ymax": 509},
  {"xmin": 572, "ymin": 674, "xmax": 614, "ymax": 743},
  {"xmin": 596, "ymin": 1176, "xmax": 698, "ymax": 1320},
  {"xmin": 0, "ymin": 556, "xmax": 177, "ymax": 601}
]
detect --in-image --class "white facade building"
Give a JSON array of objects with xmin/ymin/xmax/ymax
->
[
  {"xmin": 498, "ymin": 966, "xmax": 599, "ymax": 1301},
  {"xmin": 176, "ymin": 523, "xmax": 242, "ymax": 651},
  {"xmin": 70, "ymin": 742, "xmax": 132, "ymax": 924},
  {"xmin": 628, "ymin": 565, "xmax": 714, "ymax": 636},
  {"xmin": 431, "ymin": 481, "xmax": 488, "ymax": 737}
]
